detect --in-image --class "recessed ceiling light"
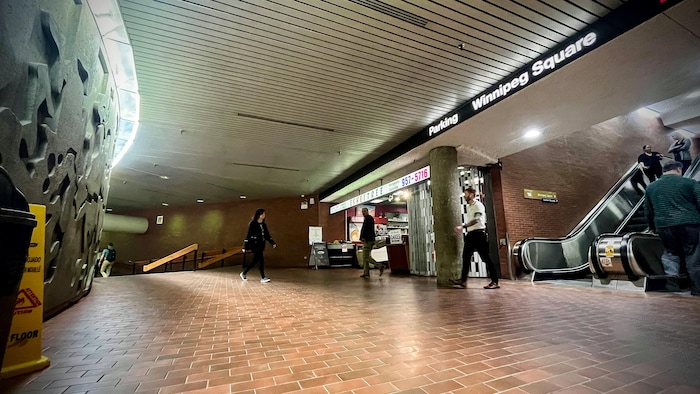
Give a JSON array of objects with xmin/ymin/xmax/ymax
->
[
  {"xmin": 523, "ymin": 129, "xmax": 542, "ymax": 139},
  {"xmin": 196, "ymin": 199, "xmax": 204, "ymax": 203},
  {"xmin": 370, "ymin": 199, "xmax": 384, "ymax": 203},
  {"xmin": 161, "ymin": 202, "xmax": 169, "ymax": 206},
  {"xmin": 106, "ymin": 208, "xmax": 113, "ymax": 212},
  {"xmin": 239, "ymin": 195, "xmax": 246, "ymax": 199},
  {"xmin": 159, "ymin": 175, "xmax": 170, "ymax": 180}
]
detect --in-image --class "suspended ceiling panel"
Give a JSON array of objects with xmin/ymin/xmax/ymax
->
[{"xmin": 110, "ymin": 0, "xmax": 637, "ymax": 210}]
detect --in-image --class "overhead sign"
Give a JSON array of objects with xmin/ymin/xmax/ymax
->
[
  {"xmin": 427, "ymin": 32, "xmax": 598, "ymax": 138},
  {"xmin": 330, "ymin": 166, "xmax": 430, "ymax": 214}
]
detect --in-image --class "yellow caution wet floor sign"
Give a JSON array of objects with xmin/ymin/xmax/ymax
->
[{"xmin": 1, "ymin": 204, "xmax": 50, "ymax": 379}]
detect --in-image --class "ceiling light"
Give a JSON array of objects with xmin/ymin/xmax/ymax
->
[
  {"xmin": 106, "ymin": 208, "xmax": 113, "ymax": 212},
  {"xmin": 523, "ymin": 129, "xmax": 542, "ymax": 139},
  {"xmin": 196, "ymin": 199, "xmax": 204, "ymax": 203},
  {"xmin": 457, "ymin": 166, "xmax": 464, "ymax": 170},
  {"xmin": 161, "ymin": 202, "xmax": 169, "ymax": 206},
  {"xmin": 636, "ymin": 107, "xmax": 658, "ymax": 119},
  {"xmin": 159, "ymin": 175, "xmax": 169, "ymax": 180},
  {"xmin": 370, "ymin": 199, "xmax": 384, "ymax": 203},
  {"xmin": 239, "ymin": 195, "xmax": 246, "ymax": 199}
]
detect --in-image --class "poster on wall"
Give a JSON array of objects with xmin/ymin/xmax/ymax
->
[{"xmin": 308, "ymin": 226, "xmax": 323, "ymax": 245}]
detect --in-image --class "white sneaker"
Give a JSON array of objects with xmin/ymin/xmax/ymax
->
[
  {"xmin": 239, "ymin": 272, "xmax": 247, "ymax": 281},
  {"xmin": 260, "ymin": 277, "xmax": 271, "ymax": 283}
]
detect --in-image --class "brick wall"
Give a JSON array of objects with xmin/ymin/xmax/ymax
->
[{"xmin": 103, "ymin": 196, "xmax": 345, "ymax": 269}]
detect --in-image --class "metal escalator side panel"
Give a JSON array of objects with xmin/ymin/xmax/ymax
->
[
  {"xmin": 569, "ymin": 163, "xmax": 644, "ymax": 236},
  {"xmin": 589, "ymin": 234, "xmax": 608, "ymax": 279},
  {"xmin": 619, "ymin": 234, "xmax": 639, "ymax": 281},
  {"xmin": 685, "ymin": 156, "xmax": 700, "ymax": 181},
  {"xmin": 625, "ymin": 233, "xmax": 665, "ymax": 277},
  {"xmin": 512, "ymin": 240, "xmax": 531, "ymax": 273}
]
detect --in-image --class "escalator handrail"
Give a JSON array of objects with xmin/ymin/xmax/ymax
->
[
  {"xmin": 615, "ymin": 197, "xmax": 646, "ymax": 234},
  {"xmin": 568, "ymin": 162, "xmax": 641, "ymax": 236}
]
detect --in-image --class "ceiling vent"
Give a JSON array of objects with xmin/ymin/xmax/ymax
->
[{"xmin": 349, "ymin": 0, "xmax": 429, "ymax": 27}]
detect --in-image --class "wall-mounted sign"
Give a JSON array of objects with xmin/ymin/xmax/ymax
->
[
  {"xmin": 330, "ymin": 166, "xmax": 430, "ymax": 214},
  {"xmin": 542, "ymin": 198, "xmax": 559, "ymax": 204},
  {"xmin": 524, "ymin": 189, "xmax": 557, "ymax": 200},
  {"xmin": 426, "ymin": 32, "xmax": 598, "ymax": 139}
]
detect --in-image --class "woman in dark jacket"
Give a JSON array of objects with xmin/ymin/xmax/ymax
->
[{"xmin": 240, "ymin": 208, "xmax": 277, "ymax": 283}]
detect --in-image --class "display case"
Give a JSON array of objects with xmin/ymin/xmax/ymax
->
[
  {"xmin": 387, "ymin": 235, "xmax": 410, "ymax": 273},
  {"xmin": 326, "ymin": 243, "xmax": 358, "ymax": 267}
]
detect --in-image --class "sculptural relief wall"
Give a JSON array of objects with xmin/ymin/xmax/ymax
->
[{"xmin": 0, "ymin": 0, "xmax": 118, "ymax": 316}]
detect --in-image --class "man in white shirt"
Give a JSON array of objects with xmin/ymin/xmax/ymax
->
[{"xmin": 453, "ymin": 187, "xmax": 500, "ymax": 289}]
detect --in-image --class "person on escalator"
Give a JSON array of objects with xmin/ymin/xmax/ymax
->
[
  {"xmin": 637, "ymin": 144, "xmax": 664, "ymax": 183},
  {"xmin": 668, "ymin": 132, "xmax": 692, "ymax": 174},
  {"xmin": 644, "ymin": 161, "xmax": 700, "ymax": 295}
]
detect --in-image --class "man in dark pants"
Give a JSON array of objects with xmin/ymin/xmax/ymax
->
[
  {"xmin": 453, "ymin": 187, "xmax": 500, "ymax": 289},
  {"xmin": 645, "ymin": 161, "xmax": 700, "ymax": 295},
  {"xmin": 360, "ymin": 207, "xmax": 385, "ymax": 278}
]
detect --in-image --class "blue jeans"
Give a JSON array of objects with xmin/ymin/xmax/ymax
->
[{"xmin": 657, "ymin": 224, "xmax": 700, "ymax": 295}]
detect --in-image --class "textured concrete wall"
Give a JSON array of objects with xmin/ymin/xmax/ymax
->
[{"xmin": 0, "ymin": 1, "xmax": 117, "ymax": 316}]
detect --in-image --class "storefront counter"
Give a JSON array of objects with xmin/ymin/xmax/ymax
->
[
  {"xmin": 386, "ymin": 243, "xmax": 410, "ymax": 273},
  {"xmin": 326, "ymin": 243, "xmax": 358, "ymax": 267}
]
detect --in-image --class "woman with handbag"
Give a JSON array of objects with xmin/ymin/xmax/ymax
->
[{"xmin": 240, "ymin": 209, "xmax": 277, "ymax": 283}]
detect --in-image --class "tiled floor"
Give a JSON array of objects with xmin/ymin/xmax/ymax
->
[{"xmin": 5, "ymin": 267, "xmax": 700, "ymax": 394}]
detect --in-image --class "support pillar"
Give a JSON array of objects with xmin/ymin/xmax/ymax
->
[{"xmin": 429, "ymin": 146, "xmax": 462, "ymax": 288}]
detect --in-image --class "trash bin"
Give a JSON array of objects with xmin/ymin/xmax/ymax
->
[{"xmin": 0, "ymin": 167, "xmax": 37, "ymax": 366}]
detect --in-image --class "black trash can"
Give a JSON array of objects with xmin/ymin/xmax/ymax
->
[{"xmin": 0, "ymin": 168, "xmax": 37, "ymax": 367}]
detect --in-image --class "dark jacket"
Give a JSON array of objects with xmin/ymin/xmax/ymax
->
[
  {"xmin": 246, "ymin": 220, "xmax": 275, "ymax": 251},
  {"xmin": 360, "ymin": 214, "xmax": 376, "ymax": 242},
  {"xmin": 645, "ymin": 174, "xmax": 700, "ymax": 230}
]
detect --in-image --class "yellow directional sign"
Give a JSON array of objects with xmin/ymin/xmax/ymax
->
[{"xmin": 523, "ymin": 189, "xmax": 557, "ymax": 200}]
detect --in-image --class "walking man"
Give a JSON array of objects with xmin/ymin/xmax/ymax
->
[
  {"xmin": 645, "ymin": 161, "xmax": 700, "ymax": 295},
  {"xmin": 453, "ymin": 187, "xmax": 500, "ymax": 289},
  {"xmin": 360, "ymin": 207, "xmax": 384, "ymax": 278}
]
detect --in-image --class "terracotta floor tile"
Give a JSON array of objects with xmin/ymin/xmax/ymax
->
[{"xmin": 2, "ymin": 267, "xmax": 700, "ymax": 394}]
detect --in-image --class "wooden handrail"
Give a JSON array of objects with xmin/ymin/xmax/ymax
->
[
  {"xmin": 198, "ymin": 248, "xmax": 245, "ymax": 269},
  {"xmin": 143, "ymin": 243, "xmax": 199, "ymax": 272}
]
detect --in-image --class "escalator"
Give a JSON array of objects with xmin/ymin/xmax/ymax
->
[
  {"xmin": 590, "ymin": 157, "xmax": 700, "ymax": 283},
  {"xmin": 514, "ymin": 157, "xmax": 700, "ymax": 281},
  {"xmin": 513, "ymin": 163, "xmax": 649, "ymax": 278}
]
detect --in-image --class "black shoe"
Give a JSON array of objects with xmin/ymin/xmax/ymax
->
[
  {"xmin": 451, "ymin": 279, "xmax": 465, "ymax": 285},
  {"xmin": 452, "ymin": 282, "xmax": 466, "ymax": 289},
  {"xmin": 484, "ymin": 282, "xmax": 500, "ymax": 289},
  {"xmin": 360, "ymin": 274, "xmax": 370, "ymax": 278}
]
